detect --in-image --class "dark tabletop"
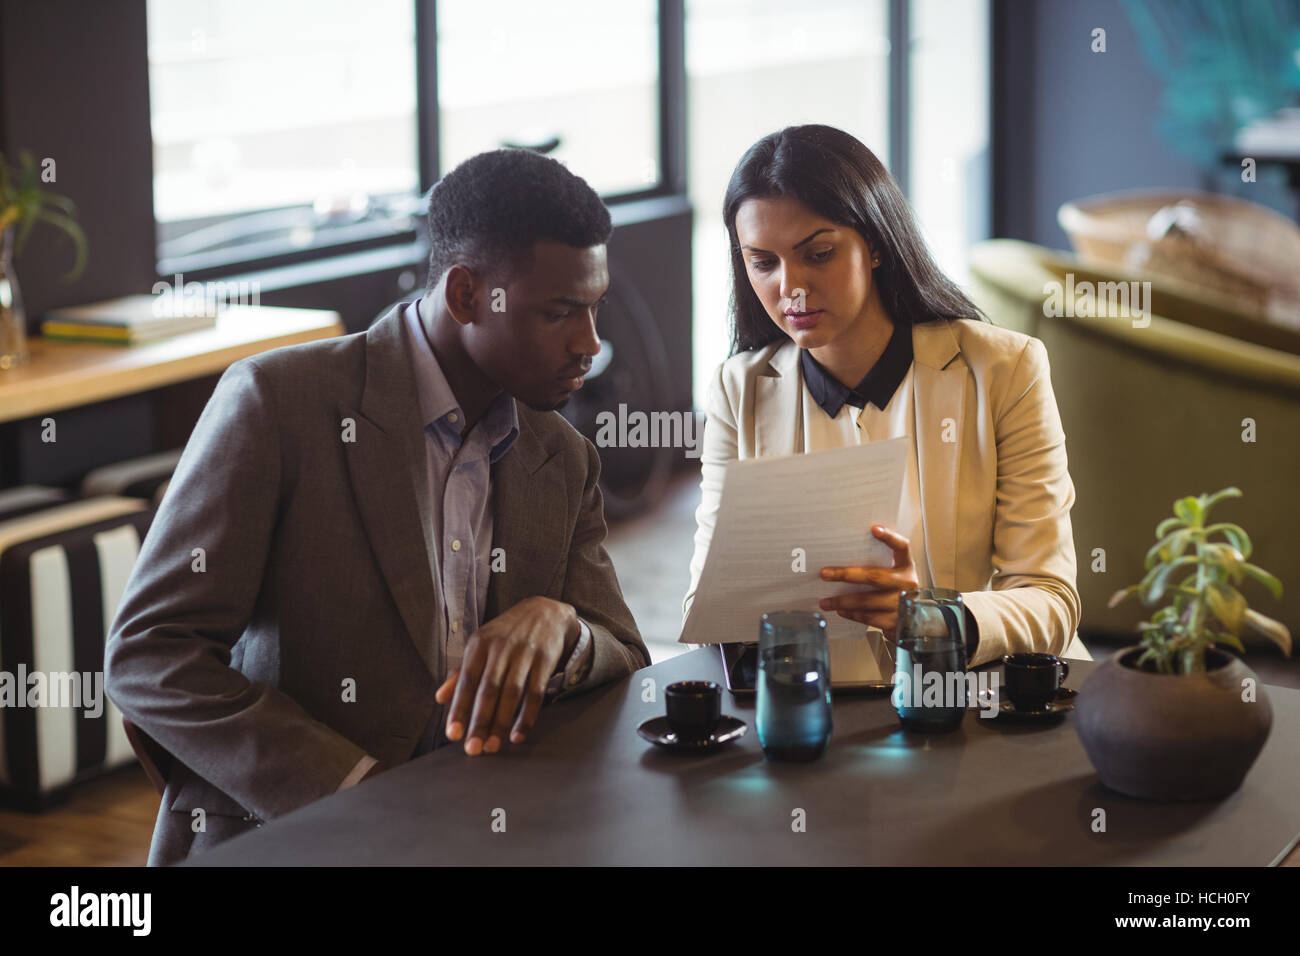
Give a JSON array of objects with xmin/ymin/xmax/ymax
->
[{"xmin": 186, "ymin": 648, "xmax": 1300, "ymax": 866}]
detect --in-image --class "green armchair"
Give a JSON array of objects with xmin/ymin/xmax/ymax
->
[{"xmin": 968, "ymin": 239, "xmax": 1300, "ymax": 643}]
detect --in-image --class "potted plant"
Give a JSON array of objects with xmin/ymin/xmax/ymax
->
[
  {"xmin": 1074, "ymin": 487, "xmax": 1292, "ymax": 800},
  {"xmin": 1, "ymin": 149, "xmax": 88, "ymax": 368}
]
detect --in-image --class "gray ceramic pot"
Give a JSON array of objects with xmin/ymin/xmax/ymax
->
[{"xmin": 1074, "ymin": 646, "xmax": 1273, "ymax": 800}]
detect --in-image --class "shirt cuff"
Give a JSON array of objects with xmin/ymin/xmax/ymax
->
[
  {"xmin": 337, "ymin": 755, "xmax": 378, "ymax": 791},
  {"xmin": 963, "ymin": 605, "xmax": 981, "ymax": 667},
  {"xmin": 546, "ymin": 619, "xmax": 594, "ymax": 696}
]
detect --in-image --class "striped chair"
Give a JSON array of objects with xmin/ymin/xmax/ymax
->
[
  {"xmin": 80, "ymin": 449, "xmax": 181, "ymax": 507},
  {"xmin": 0, "ymin": 497, "xmax": 155, "ymax": 810},
  {"xmin": 0, "ymin": 485, "xmax": 71, "ymax": 522}
]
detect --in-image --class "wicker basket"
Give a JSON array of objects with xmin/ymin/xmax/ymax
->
[{"xmin": 1059, "ymin": 190, "xmax": 1300, "ymax": 329}]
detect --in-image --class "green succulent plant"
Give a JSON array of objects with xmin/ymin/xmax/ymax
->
[
  {"xmin": 0, "ymin": 149, "xmax": 87, "ymax": 282},
  {"xmin": 1108, "ymin": 487, "xmax": 1292, "ymax": 675}
]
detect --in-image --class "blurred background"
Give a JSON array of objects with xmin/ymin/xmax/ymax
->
[{"xmin": 1, "ymin": 0, "xmax": 1299, "ymax": 861}]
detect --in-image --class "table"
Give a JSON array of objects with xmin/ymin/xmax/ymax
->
[
  {"xmin": 0, "ymin": 305, "xmax": 343, "ymax": 424},
  {"xmin": 186, "ymin": 649, "xmax": 1300, "ymax": 866}
]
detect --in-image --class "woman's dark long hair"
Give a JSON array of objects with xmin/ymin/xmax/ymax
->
[{"xmin": 723, "ymin": 124, "xmax": 985, "ymax": 355}]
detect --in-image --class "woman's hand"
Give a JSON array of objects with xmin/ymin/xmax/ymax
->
[{"xmin": 818, "ymin": 525, "xmax": 920, "ymax": 640}]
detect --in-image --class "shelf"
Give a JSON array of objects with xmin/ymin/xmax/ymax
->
[{"xmin": 0, "ymin": 305, "xmax": 343, "ymax": 424}]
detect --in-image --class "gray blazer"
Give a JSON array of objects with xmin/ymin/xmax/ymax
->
[{"xmin": 104, "ymin": 303, "xmax": 649, "ymax": 865}]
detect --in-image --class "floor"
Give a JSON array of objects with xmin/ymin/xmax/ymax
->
[
  {"xmin": 2, "ymin": 466, "xmax": 1295, "ymax": 865},
  {"xmin": 604, "ymin": 469, "xmax": 700, "ymax": 663},
  {"xmin": 0, "ymin": 765, "xmax": 157, "ymax": 865}
]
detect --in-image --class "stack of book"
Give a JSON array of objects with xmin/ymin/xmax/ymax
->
[{"xmin": 41, "ymin": 295, "xmax": 219, "ymax": 344}]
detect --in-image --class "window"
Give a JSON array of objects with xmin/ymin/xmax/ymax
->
[
  {"xmin": 147, "ymin": 0, "xmax": 420, "ymax": 273},
  {"xmin": 436, "ymin": 0, "xmax": 662, "ymax": 199},
  {"xmin": 908, "ymin": 0, "xmax": 991, "ymax": 286},
  {"xmin": 143, "ymin": 0, "xmax": 989, "ymax": 360},
  {"xmin": 687, "ymin": 0, "xmax": 891, "ymax": 406},
  {"xmin": 687, "ymin": 0, "xmax": 991, "ymax": 404}
]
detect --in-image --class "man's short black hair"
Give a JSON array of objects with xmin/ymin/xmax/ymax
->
[{"xmin": 425, "ymin": 149, "xmax": 613, "ymax": 289}]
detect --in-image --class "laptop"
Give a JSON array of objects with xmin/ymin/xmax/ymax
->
[{"xmin": 719, "ymin": 629, "xmax": 897, "ymax": 696}]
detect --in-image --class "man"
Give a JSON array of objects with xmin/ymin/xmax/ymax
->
[{"xmin": 105, "ymin": 149, "xmax": 650, "ymax": 865}]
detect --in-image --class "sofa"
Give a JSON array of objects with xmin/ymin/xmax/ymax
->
[{"xmin": 968, "ymin": 239, "xmax": 1300, "ymax": 646}]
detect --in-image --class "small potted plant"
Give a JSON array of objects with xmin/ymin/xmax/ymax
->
[
  {"xmin": 1074, "ymin": 487, "xmax": 1292, "ymax": 800},
  {"xmin": 1, "ymin": 149, "xmax": 88, "ymax": 368}
]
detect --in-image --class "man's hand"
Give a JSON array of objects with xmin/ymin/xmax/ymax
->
[
  {"xmin": 434, "ymin": 596, "xmax": 580, "ymax": 756},
  {"xmin": 817, "ymin": 525, "xmax": 920, "ymax": 641}
]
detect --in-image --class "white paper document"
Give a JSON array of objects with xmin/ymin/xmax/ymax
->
[{"xmin": 680, "ymin": 438, "xmax": 909, "ymax": 681}]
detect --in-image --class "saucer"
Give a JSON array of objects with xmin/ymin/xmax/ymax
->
[
  {"xmin": 978, "ymin": 686, "xmax": 1077, "ymax": 720},
  {"xmin": 638, "ymin": 715, "xmax": 748, "ymax": 752}
]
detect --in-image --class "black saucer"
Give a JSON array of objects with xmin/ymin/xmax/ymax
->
[
  {"xmin": 638, "ymin": 715, "xmax": 748, "ymax": 751},
  {"xmin": 979, "ymin": 686, "xmax": 1077, "ymax": 720}
]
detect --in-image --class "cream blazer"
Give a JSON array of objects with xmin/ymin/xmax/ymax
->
[{"xmin": 683, "ymin": 318, "xmax": 1089, "ymax": 668}]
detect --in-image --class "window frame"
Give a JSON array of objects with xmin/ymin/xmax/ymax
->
[{"xmin": 151, "ymin": 0, "xmax": 688, "ymax": 280}]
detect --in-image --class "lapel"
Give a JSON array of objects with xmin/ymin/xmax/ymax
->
[
  {"xmin": 752, "ymin": 322, "xmax": 966, "ymax": 589},
  {"xmin": 339, "ymin": 304, "xmax": 442, "ymax": 678},
  {"xmin": 484, "ymin": 410, "xmax": 570, "ymax": 618},
  {"xmin": 754, "ymin": 340, "xmax": 802, "ymax": 459},
  {"xmin": 909, "ymin": 321, "xmax": 965, "ymax": 590}
]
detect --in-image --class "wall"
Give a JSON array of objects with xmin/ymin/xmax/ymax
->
[{"xmin": 993, "ymin": 0, "xmax": 1294, "ymax": 250}]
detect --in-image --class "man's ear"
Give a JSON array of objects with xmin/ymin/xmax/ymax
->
[{"xmin": 443, "ymin": 264, "xmax": 480, "ymax": 326}]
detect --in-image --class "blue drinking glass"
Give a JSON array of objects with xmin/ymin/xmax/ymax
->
[
  {"xmin": 756, "ymin": 611, "xmax": 833, "ymax": 761},
  {"xmin": 891, "ymin": 588, "xmax": 968, "ymax": 733}
]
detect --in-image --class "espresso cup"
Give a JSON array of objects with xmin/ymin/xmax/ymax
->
[
  {"xmin": 1002, "ymin": 653, "xmax": 1069, "ymax": 711},
  {"xmin": 665, "ymin": 681, "xmax": 722, "ymax": 739}
]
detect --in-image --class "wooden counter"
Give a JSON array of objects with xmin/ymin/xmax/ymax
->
[{"xmin": 0, "ymin": 305, "xmax": 344, "ymax": 424}]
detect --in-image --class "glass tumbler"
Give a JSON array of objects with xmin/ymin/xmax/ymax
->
[{"xmin": 756, "ymin": 611, "xmax": 833, "ymax": 761}]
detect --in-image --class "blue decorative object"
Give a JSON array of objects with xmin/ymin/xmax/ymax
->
[{"xmin": 1122, "ymin": 0, "xmax": 1300, "ymax": 167}]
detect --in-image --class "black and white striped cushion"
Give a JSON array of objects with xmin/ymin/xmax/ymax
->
[{"xmin": 0, "ymin": 498, "xmax": 154, "ymax": 806}]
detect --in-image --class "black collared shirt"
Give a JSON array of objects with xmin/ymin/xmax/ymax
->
[{"xmin": 800, "ymin": 321, "xmax": 914, "ymax": 418}]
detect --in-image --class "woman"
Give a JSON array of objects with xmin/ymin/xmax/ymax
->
[{"xmin": 683, "ymin": 125, "xmax": 1086, "ymax": 668}]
